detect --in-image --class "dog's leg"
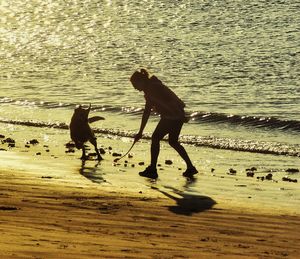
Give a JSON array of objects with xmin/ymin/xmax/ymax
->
[
  {"xmin": 81, "ymin": 144, "xmax": 88, "ymax": 160},
  {"xmin": 90, "ymin": 138, "xmax": 103, "ymax": 161}
]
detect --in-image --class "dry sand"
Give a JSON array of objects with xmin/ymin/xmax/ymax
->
[{"xmin": 0, "ymin": 128, "xmax": 299, "ymax": 258}]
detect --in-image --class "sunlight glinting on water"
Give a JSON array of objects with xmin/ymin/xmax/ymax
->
[{"xmin": 0, "ymin": 0, "xmax": 299, "ymax": 150}]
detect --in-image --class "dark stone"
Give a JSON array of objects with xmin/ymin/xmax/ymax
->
[
  {"xmin": 65, "ymin": 142, "xmax": 76, "ymax": 148},
  {"xmin": 247, "ymin": 171, "xmax": 255, "ymax": 177},
  {"xmin": 165, "ymin": 160, "xmax": 173, "ymax": 165},
  {"xmin": 112, "ymin": 152, "xmax": 121, "ymax": 157},
  {"xmin": 0, "ymin": 134, "xmax": 5, "ymax": 138},
  {"xmin": 28, "ymin": 139, "xmax": 39, "ymax": 145},
  {"xmin": 282, "ymin": 177, "xmax": 298, "ymax": 183},
  {"xmin": 3, "ymin": 138, "xmax": 15, "ymax": 144},
  {"xmin": 265, "ymin": 173, "xmax": 273, "ymax": 180},
  {"xmin": 228, "ymin": 168, "xmax": 237, "ymax": 175},
  {"xmin": 138, "ymin": 162, "xmax": 145, "ymax": 166},
  {"xmin": 285, "ymin": 168, "xmax": 299, "ymax": 173},
  {"xmin": 99, "ymin": 148, "xmax": 106, "ymax": 154}
]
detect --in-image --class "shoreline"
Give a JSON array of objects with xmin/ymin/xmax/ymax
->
[{"xmin": 0, "ymin": 125, "xmax": 299, "ymax": 257}]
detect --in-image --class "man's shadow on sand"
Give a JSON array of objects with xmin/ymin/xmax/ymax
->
[{"xmin": 151, "ymin": 182, "xmax": 216, "ymax": 216}]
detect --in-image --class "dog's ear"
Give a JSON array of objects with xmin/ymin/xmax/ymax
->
[{"xmin": 75, "ymin": 105, "xmax": 82, "ymax": 111}]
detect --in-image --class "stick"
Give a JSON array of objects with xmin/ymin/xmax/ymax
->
[{"xmin": 114, "ymin": 140, "xmax": 137, "ymax": 162}]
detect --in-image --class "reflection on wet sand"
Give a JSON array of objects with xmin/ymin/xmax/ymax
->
[{"xmin": 79, "ymin": 160, "xmax": 109, "ymax": 184}]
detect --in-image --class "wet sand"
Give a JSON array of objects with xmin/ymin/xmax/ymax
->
[{"xmin": 0, "ymin": 127, "xmax": 299, "ymax": 258}]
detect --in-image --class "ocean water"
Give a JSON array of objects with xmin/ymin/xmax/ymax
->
[{"xmin": 0, "ymin": 0, "xmax": 299, "ymax": 157}]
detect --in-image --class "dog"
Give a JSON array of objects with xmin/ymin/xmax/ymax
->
[{"xmin": 70, "ymin": 104, "xmax": 104, "ymax": 160}]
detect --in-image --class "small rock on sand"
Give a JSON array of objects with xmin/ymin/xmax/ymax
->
[
  {"xmin": 28, "ymin": 139, "xmax": 39, "ymax": 145},
  {"xmin": 265, "ymin": 173, "xmax": 272, "ymax": 180},
  {"xmin": 247, "ymin": 171, "xmax": 255, "ymax": 177},
  {"xmin": 99, "ymin": 148, "xmax": 106, "ymax": 154},
  {"xmin": 285, "ymin": 168, "xmax": 299, "ymax": 173},
  {"xmin": 228, "ymin": 168, "xmax": 237, "ymax": 175},
  {"xmin": 165, "ymin": 160, "xmax": 173, "ymax": 165}
]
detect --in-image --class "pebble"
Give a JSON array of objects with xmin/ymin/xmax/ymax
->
[
  {"xmin": 65, "ymin": 142, "xmax": 76, "ymax": 148},
  {"xmin": 282, "ymin": 177, "xmax": 298, "ymax": 183},
  {"xmin": 3, "ymin": 138, "xmax": 15, "ymax": 144},
  {"xmin": 246, "ymin": 171, "xmax": 255, "ymax": 177},
  {"xmin": 112, "ymin": 152, "xmax": 121, "ymax": 157},
  {"xmin": 138, "ymin": 162, "xmax": 145, "ymax": 166},
  {"xmin": 99, "ymin": 148, "xmax": 106, "ymax": 154},
  {"xmin": 285, "ymin": 168, "xmax": 299, "ymax": 173},
  {"xmin": 28, "ymin": 139, "xmax": 39, "ymax": 145},
  {"xmin": 257, "ymin": 176, "xmax": 265, "ymax": 181},
  {"xmin": 228, "ymin": 168, "xmax": 237, "ymax": 175},
  {"xmin": 165, "ymin": 160, "xmax": 173, "ymax": 165},
  {"xmin": 265, "ymin": 173, "xmax": 273, "ymax": 180}
]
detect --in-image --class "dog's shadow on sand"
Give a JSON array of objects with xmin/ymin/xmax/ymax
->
[
  {"xmin": 151, "ymin": 184, "xmax": 216, "ymax": 216},
  {"xmin": 79, "ymin": 161, "xmax": 108, "ymax": 184}
]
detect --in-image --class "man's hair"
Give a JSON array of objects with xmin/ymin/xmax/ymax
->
[{"xmin": 130, "ymin": 68, "xmax": 149, "ymax": 83}]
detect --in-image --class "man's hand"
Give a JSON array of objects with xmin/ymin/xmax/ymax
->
[{"xmin": 134, "ymin": 132, "xmax": 142, "ymax": 142}]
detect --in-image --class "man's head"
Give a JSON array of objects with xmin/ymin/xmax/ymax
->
[{"xmin": 130, "ymin": 68, "xmax": 149, "ymax": 91}]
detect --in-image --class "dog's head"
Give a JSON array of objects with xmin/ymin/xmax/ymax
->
[{"xmin": 72, "ymin": 104, "xmax": 91, "ymax": 123}]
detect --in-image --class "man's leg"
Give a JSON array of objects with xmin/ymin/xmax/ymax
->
[
  {"xmin": 168, "ymin": 120, "xmax": 194, "ymax": 169},
  {"xmin": 150, "ymin": 119, "xmax": 169, "ymax": 168}
]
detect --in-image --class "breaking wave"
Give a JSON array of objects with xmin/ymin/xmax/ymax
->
[
  {"xmin": 1, "ymin": 97, "xmax": 299, "ymax": 133},
  {"xmin": 0, "ymin": 118, "xmax": 299, "ymax": 157}
]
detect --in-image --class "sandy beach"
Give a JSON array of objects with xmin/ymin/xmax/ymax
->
[{"xmin": 0, "ymin": 125, "xmax": 299, "ymax": 258}]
